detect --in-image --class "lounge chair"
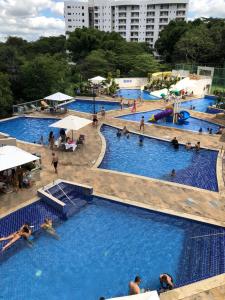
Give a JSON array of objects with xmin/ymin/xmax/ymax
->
[{"xmin": 30, "ymin": 104, "xmax": 40, "ymax": 111}]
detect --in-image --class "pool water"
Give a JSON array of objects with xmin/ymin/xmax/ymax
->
[
  {"xmin": 1, "ymin": 196, "xmax": 225, "ymax": 300},
  {"xmin": 119, "ymin": 110, "xmax": 220, "ymax": 133},
  {"xmin": 65, "ymin": 99, "xmax": 120, "ymax": 113},
  {"xmin": 0, "ymin": 117, "xmax": 59, "ymax": 144},
  {"xmin": 117, "ymin": 89, "xmax": 159, "ymax": 100},
  {"xmin": 181, "ymin": 98, "xmax": 217, "ymax": 113},
  {"xmin": 100, "ymin": 125, "xmax": 218, "ymax": 191}
]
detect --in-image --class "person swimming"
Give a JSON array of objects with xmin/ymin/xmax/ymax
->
[
  {"xmin": 41, "ymin": 218, "xmax": 59, "ymax": 239},
  {"xmin": 170, "ymin": 169, "xmax": 176, "ymax": 177},
  {"xmin": 159, "ymin": 273, "xmax": 174, "ymax": 292},
  {"xmin": 116, "ymin": 129, "xmax": 122, "ymax": 137},
  {"xmin": 139, "ymin": 135, "xmax": 144, "ymax": 146}
]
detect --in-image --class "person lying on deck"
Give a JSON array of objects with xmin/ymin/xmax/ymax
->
[{"xmin": 0, "ymin": 223, "xmax": 32, "ymax": 251}]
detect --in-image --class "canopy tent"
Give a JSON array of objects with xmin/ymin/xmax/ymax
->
[
  {"xmin": 44, "ymin": 92, "xmax": 74, "ymax": 102},
  {"xmin": 0, "ymin": 146, "xmax": 39, "ymax": 172},
  {"xmin": 89, "ymin": 76, "xmax": 106, "ymax": 84},
  {"xmin": 50, "ymin": 115, "xmax": 92, "ymax": 139}
]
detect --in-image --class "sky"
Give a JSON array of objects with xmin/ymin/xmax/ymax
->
[{"xmin": 0, "ymin": 0, "xmax": 225, "ymax": 42}]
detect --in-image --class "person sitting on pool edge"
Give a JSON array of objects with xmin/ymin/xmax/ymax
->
[
  {"xmin": 159, "ymin": 273, "xmax": 174, "ymax": 293},
  {"xmin": 170, "ymin": 169, "xmax": 176, "ymax": 177},
  {"xmin": 129, "ymin": 276, "xmax": 142, "ymax": 295},
  {"xmin": 0, "ymin": 223, "xmax": 32, "ymax": 251}
]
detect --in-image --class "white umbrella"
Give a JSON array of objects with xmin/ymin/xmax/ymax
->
[
  {"xmin": 44, "ymin": 92, "xmax": 74, "ymax": 102},
  {"xmin": 50, "ymin": 115, "xmax": 92, "ymax": 139},
  {"xmin": 89, "ymin": 76, "xmax": 106, "ymax": 84},
  {"xmin": 0, "ymin": 146, "xmax": 39, "ymax": 172}
]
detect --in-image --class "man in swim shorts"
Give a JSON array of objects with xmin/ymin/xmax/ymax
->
[{"xmin": 129, "ymin": 276, "xmax": 141, "ymax": 295}]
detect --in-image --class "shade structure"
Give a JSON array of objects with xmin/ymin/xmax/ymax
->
[
  {"xmin": 50, "ymin": 115, "xmax": 92, "ymax": 131},
  {"xmin": 44, "ymin": 92, "xmax": 74, "ymax": 102},
  {"xmin": 0, "ymin": 146, "xmax": 39, "ymax": 172},
  {"xmin": 89, "ymin": 76, "xmax": 106, "ymax": 84}
]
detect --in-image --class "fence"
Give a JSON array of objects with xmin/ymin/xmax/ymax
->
[{"xmin": 175, "ymin": 64, "xmax": 225, "ymax": 93}]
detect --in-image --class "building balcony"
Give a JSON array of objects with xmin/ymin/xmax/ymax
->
[
  {"xmin": 130, "ymin": 19, "xmax": 139, "ymax": 24},
  {"xmin": 146, "ymin": 25, "xmax": 154, "ymax": 30},
  {"xmin": 177, "ymin": 4, "xmax": 186, "ymax": 9},
  {"xmin": 146, "ymin": 19, "xmax": 155, "ymax": 24},
  {"xmin": 160, "ymin": 12, "xmax": 169, "ymax": 16},
  {"xmin": 176, "ymin": 11, "xmax": 186, "ymax": 16},
  {"xmin": 118, "ymin": 13, "xmax": 126, "ymax": 17},
  {"xmin": 130, "ymin": 26, "xmax": 139, "ymax": 30},
  {"xmin": 147, "ymin": 12, "xmax": 155, "ymax": 16},
  {"xmin": 147, "ymin": 5, "xmax": 155, "ymax": 10},
  {"xmin": 131, "ymin": 13, "xmax": 139, "ymax": 17},
  {"xmin": 159, "ymin": 18, "xmax": 168, "ymax": 23}
]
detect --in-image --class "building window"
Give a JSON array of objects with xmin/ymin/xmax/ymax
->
[
  {"xmin": 67, "ymin": 6, "xmax": 71, "ymax": 9},
  {"xmin": 82, "ymin": 13, "xmax": 84, "ymax": 16},
  {"xmin": 82, "ymin": 19, "xmax": 85, "ymax": 22},
  {"xmin": 68, "ymin": 19, "xmax": 71, "ymax": 22},
  {"xmin": 82, "ymin": 6, "xmax": 84, "ymax": 9}
]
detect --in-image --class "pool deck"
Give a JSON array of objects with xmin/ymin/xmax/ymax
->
[{"xmin": 1, "ymin": 98, "xmax": 225, "ymax": 299}]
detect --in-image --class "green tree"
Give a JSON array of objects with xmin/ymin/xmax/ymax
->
[
  {"xmin": 173, "ymin": 25, "xmax": 215, "ymax": 63},
  {"xmin": 79, "ymin": 50, "xmax": 112, "ymax": 78},
  {"xmin": 155, "ymin": 20, "xmax": 189, "ymax": 63},
  {"xmin": 0, "ymin": 73, "xmax": 13, "ymax": 117},
  {"xmin": 128, "ymin": 54, "xmax": 160, "ymax": 77},
  {"xmin": 21, "ymin": 54, "xmax": 70, "ymax": 100}
]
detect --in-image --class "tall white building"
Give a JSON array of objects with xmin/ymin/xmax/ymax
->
[{"xmin": 64, "ymin": 0, "xmax": 189, "ymax": 48}]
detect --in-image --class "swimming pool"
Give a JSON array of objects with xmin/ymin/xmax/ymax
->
[
  {"xmin": 118, "ymin": 110, "xmax": 220, "ymax": 133},
  {"xmin": 0, "ymin": 117, "xmax": 59, "ymax": 144},
  {"xmin": 117, "ymin": 89, "xmax": 159, "ymax": 100},
  {"xmin": 65, "ymin": 99, "xmax": 121, "ymax": 113},
  {"xmin": 181, "ymin": 98, "xmax": 217, "ymax": 113},
  {"xmin": 1, "ymin": 189, "xmax": 225, "ymax": 300},
  {"xmin": 100, "ymin": 125, "xmax": 218, "ymax": 191}
]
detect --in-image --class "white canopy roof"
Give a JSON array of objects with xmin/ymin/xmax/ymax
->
[
  {"xmin": 50, "ymin": 115, "xmax": 92, "ymax": 131},
  {"xmin": 0, "ymin": 146, "xmax": 39, "ymax": 172},
  {"xmin": 89, "ymin": 76, "xmax": 106, "ymax": 84},
  {"xmin": 44, "ymin": 92, "xmax": 74, "ymax": 102}
]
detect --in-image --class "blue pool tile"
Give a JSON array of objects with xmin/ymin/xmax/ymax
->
[
  {"xmin": 99, "ymin": 125, "xmax": 218, "ymax": 192},
  {"xmin": 117, "ymin": 89, "xmax": 159, "ymax": 100},
  {"xmin": 0, "ymin": 117, "xmax": 60, "ymax": 144},
  {"xmin": 1, "ymin": 194, "xmax": 225, "ymax": 299},
  {"xmin": 65, "ymin": 99, "xmax": 121, "ymax": 113}
]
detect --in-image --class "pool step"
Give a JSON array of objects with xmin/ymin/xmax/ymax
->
[{"xmin": 38, "ymin": 180, "xmax": 93, "ymax": 218}]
